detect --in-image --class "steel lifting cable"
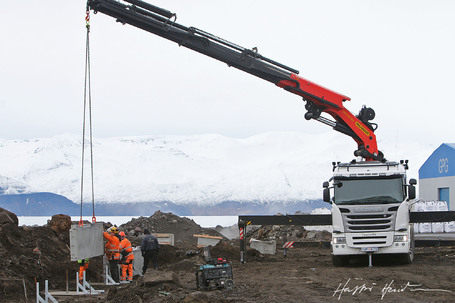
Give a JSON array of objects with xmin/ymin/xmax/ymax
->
[{"xmin": 80, "ymin": 6, "xmax": 96, "ymax": 226}]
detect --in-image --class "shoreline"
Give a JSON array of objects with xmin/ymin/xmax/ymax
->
[{"xmin": 17, "ymin": 215, "xmax": 239, "ymax": 228}]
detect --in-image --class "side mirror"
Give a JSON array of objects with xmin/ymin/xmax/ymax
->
[
  {"xmin": 408, "ymin": 178, "xmax": 417, "ymax": 200},
  {"xmin": 323, "ymin": 181, "xmax": 329, "ymax": 188},
  {"xmin": 323, "ymin": 188, "xmax": 331, "ymax": 203},
  {"xmin": 408, "ymin": 186, "xmax": 416, "ymax": 200}
]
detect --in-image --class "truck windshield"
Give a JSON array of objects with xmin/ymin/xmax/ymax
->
[{"xmin": 333, "ymin": 176, "xmax": 404, "ymax": 205}]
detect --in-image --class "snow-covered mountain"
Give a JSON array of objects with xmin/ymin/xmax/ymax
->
[
  {"xmin": 0, "ymin": 175, "xmax": 33, "ymax": 195},
  {"xmin": 0, "ymin": 132, "xmax": 436, "ymax": 206}
]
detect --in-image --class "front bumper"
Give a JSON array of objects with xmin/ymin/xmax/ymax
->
[{"xmin": 332, "ymin": 231, "xmax": 410, "ymax": 256}]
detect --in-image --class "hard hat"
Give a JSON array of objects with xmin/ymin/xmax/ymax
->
[
  {"xmin": 110, "ymin": 226, "xmax": 119, "ymax": 233},
  {"xmin": 119, "ymin": 231, "xmax": 126, "ymax": 237}
]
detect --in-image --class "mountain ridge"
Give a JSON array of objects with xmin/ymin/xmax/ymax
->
[
  {"xmin": 0, "ymin": 192, "xmax": 326, "ymax": 216},
  {"xmin": 0, "ymin": 132, "xmax": 434, "ymax": 214}
]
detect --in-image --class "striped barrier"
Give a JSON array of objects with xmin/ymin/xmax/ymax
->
[{"xmin": 283, "ymin": 241, "xmax": 295, "ymax": 249}]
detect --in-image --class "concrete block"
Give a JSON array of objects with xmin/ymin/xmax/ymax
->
[
  {"xmin": 250, "ymin": 239, "xmax": 276, "ymax": 255},
  {"xmin": 153, "ymin": 233, "xmax": 174, "ymax": 246},
  {"xmin": 132, "ymin": 247, "xmax": 144, "ymax": 275},
  {"xmin": 70, "ymin": 223, "xmax": 104, "ymax": 261},
  {"xmin": 193, "ymin": 234, "xmax": 222, "ymax": 247}
]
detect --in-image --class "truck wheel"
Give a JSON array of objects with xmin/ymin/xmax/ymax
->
[
  {"xmin": 401, "ymin": 236, "xmax": 415, "ymax": 264},
  {"xmin": 332, "ymin": 255, "xmax": 349, "ymax": 266}
]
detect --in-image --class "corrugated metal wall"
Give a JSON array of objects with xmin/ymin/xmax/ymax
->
[{"xmin": 419, "ymin": 143, "xmax": 455, "ymax": 210}]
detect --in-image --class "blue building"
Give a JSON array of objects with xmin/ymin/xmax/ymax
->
[{"xmin": 418, "ymin": 143, "xmax": 455, "ymax": 210}]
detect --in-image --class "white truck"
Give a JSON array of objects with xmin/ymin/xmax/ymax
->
[{"xmin": 323, "ymin": 160, "xmax": 417, "ymax": 266}]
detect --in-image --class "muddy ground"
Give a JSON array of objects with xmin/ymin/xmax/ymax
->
[{"xmin": 1, "ymin": 207, "xmax": 454, "ymax": 303}]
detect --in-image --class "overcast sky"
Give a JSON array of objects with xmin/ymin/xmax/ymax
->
[{"xmin": 1, "ymin": 1, "xmax": 454, "ymax": 154}]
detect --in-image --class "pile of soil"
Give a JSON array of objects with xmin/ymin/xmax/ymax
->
[
  {"xmin": 0, "ymin": 208, "xmax": 235, "ymax": 302},
  {"xmin": 117, "ymin": 210, "xmax": 228, "ymax": 249},
  {"xmin": 0, "ymin": 209, "xmax": 87, "ymax": 300},
  {"xmin": 245, "ymin": 222, "xmax": 332, "ymax": 245}
]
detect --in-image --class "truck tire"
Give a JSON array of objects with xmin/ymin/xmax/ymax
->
[
  {"xmin": 401, "ymin": 235, "xmax": 415, "ymax": 264},
  {"xmin": 332, "ymin": 255, "xmax": 349, "ymax": 266}
]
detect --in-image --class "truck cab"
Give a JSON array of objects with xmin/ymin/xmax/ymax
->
[{"xmin": 323, "ymin": 160, "xmax": 417, "ymax": 266}]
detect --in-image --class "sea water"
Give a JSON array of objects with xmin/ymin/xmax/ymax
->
[{"xmin": 17, "ymin": 215, "xmax": 238, "ymax": 228}]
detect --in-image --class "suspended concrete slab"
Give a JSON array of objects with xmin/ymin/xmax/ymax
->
[{"xmin": 70, "ymin": 222, "xmax": 104, "ymax": 261}]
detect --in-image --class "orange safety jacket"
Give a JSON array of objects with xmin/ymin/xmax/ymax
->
[
  {"xmin": 119, "ymin": 238, "xmax": 134, "ymax": 260},
  {"xmin": 103, "ymin": 232, "xmax": 120, "ymax": 261}
]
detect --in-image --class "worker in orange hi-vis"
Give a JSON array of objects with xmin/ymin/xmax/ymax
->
[
  {"xmin": 119, "ymin": 231, "xmax": 135, "ymax": 283},
  {"xmin": 78, "ymin": 258, "xmax": 89, "ymax": 283},
  {"xmin": 103, "ymin": 226, "xmax": 120, "ymax": 283}
]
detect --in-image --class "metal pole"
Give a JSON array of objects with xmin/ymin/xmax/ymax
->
[
  {"xmin": 239, "ymin": 224, "xmax": 246, "ymax": 264},
  {"xmin": 23, "ymin": 279, "xmax": 28, "ymax": 302},
  {"xmin": 45, "ymin": 280, "xmax": 49, "ymax": 302}
]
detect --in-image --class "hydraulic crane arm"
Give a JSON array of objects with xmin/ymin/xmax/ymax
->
[{"xmin": 87, "ymin": 0, "xmax": 384, "ymax": 161}]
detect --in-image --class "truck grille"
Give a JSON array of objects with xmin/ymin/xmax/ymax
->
[
  {"xmin": 351, "ymin": 235, "xmax": 388, "ymax": 245},
  {"xmin": 343, "ymin": 211, "xmax": 396, "ymax": 232}
]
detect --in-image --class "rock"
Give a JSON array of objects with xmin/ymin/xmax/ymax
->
[
  {"xmin": 257, "ymin": 229, "xmax": 264, "ymax": 240},
  {"xmin": 142, "ymin": 270, "xmax": 178, "ymax": 285},
  {"xmin": 306, "ymin": 231, "xmax": 318, "ymax": 239},
  {"xmin": 48, "ymin": 214, "xmax": 71, "ymax": 233},
  {"xmin": 0, "ymin": 208, "xmax": 18, "ymax": 226},
  {"xmin": 133, "ymin": 226, "xmax": 142, "ymax": 236}
]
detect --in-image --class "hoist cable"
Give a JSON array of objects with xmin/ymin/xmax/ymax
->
[{"xmin": 80, "ymin": 6, "xmax": 97, "ymax": 226}]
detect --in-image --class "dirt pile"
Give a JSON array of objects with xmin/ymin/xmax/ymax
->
[
  {"xmin": 0, "ymin": 207, "xmax": 18, "ymax": 226},
  {"xmin": 245, "ymin": 216, "xmax": 331, "ymax": 246},
  {"xmin": 0, "ymin": 208, "xmax": 235, "ymax": 302},
  {"xmin": 0, "ymin": 207, "xmax": 84, "ymax": 301},
  {"xmin": 118, "ymin": 210, "xmax": 228, "ymax": 248}
]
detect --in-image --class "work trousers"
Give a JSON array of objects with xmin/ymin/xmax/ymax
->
[
  {"xmin": 108, "ymin": 259, "xmax": 120, "ymax": 283},
  {"xmin": 120, "ymin": 256, "xmax": 134, "ymax": 281},
  {"xmin": 78, "ymin": 263, "xmax": 89, "ymax": 282},
  {"xmin": 142, "ymin": 249, "xmax": 158, "ymax": 274}
]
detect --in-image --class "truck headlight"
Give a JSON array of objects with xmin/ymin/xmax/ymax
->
[
  {"xmin": 393, "ymin": 235, "xmax": 408, "ymax": 242},
  {"xmin": 333, "ymin": 237, "xmax": 346, "ymax": 244}
]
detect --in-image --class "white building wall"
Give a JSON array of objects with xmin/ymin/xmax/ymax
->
[{"xmin": 419, "ymin": 176, "xmax": 455, "ymax": 210}]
